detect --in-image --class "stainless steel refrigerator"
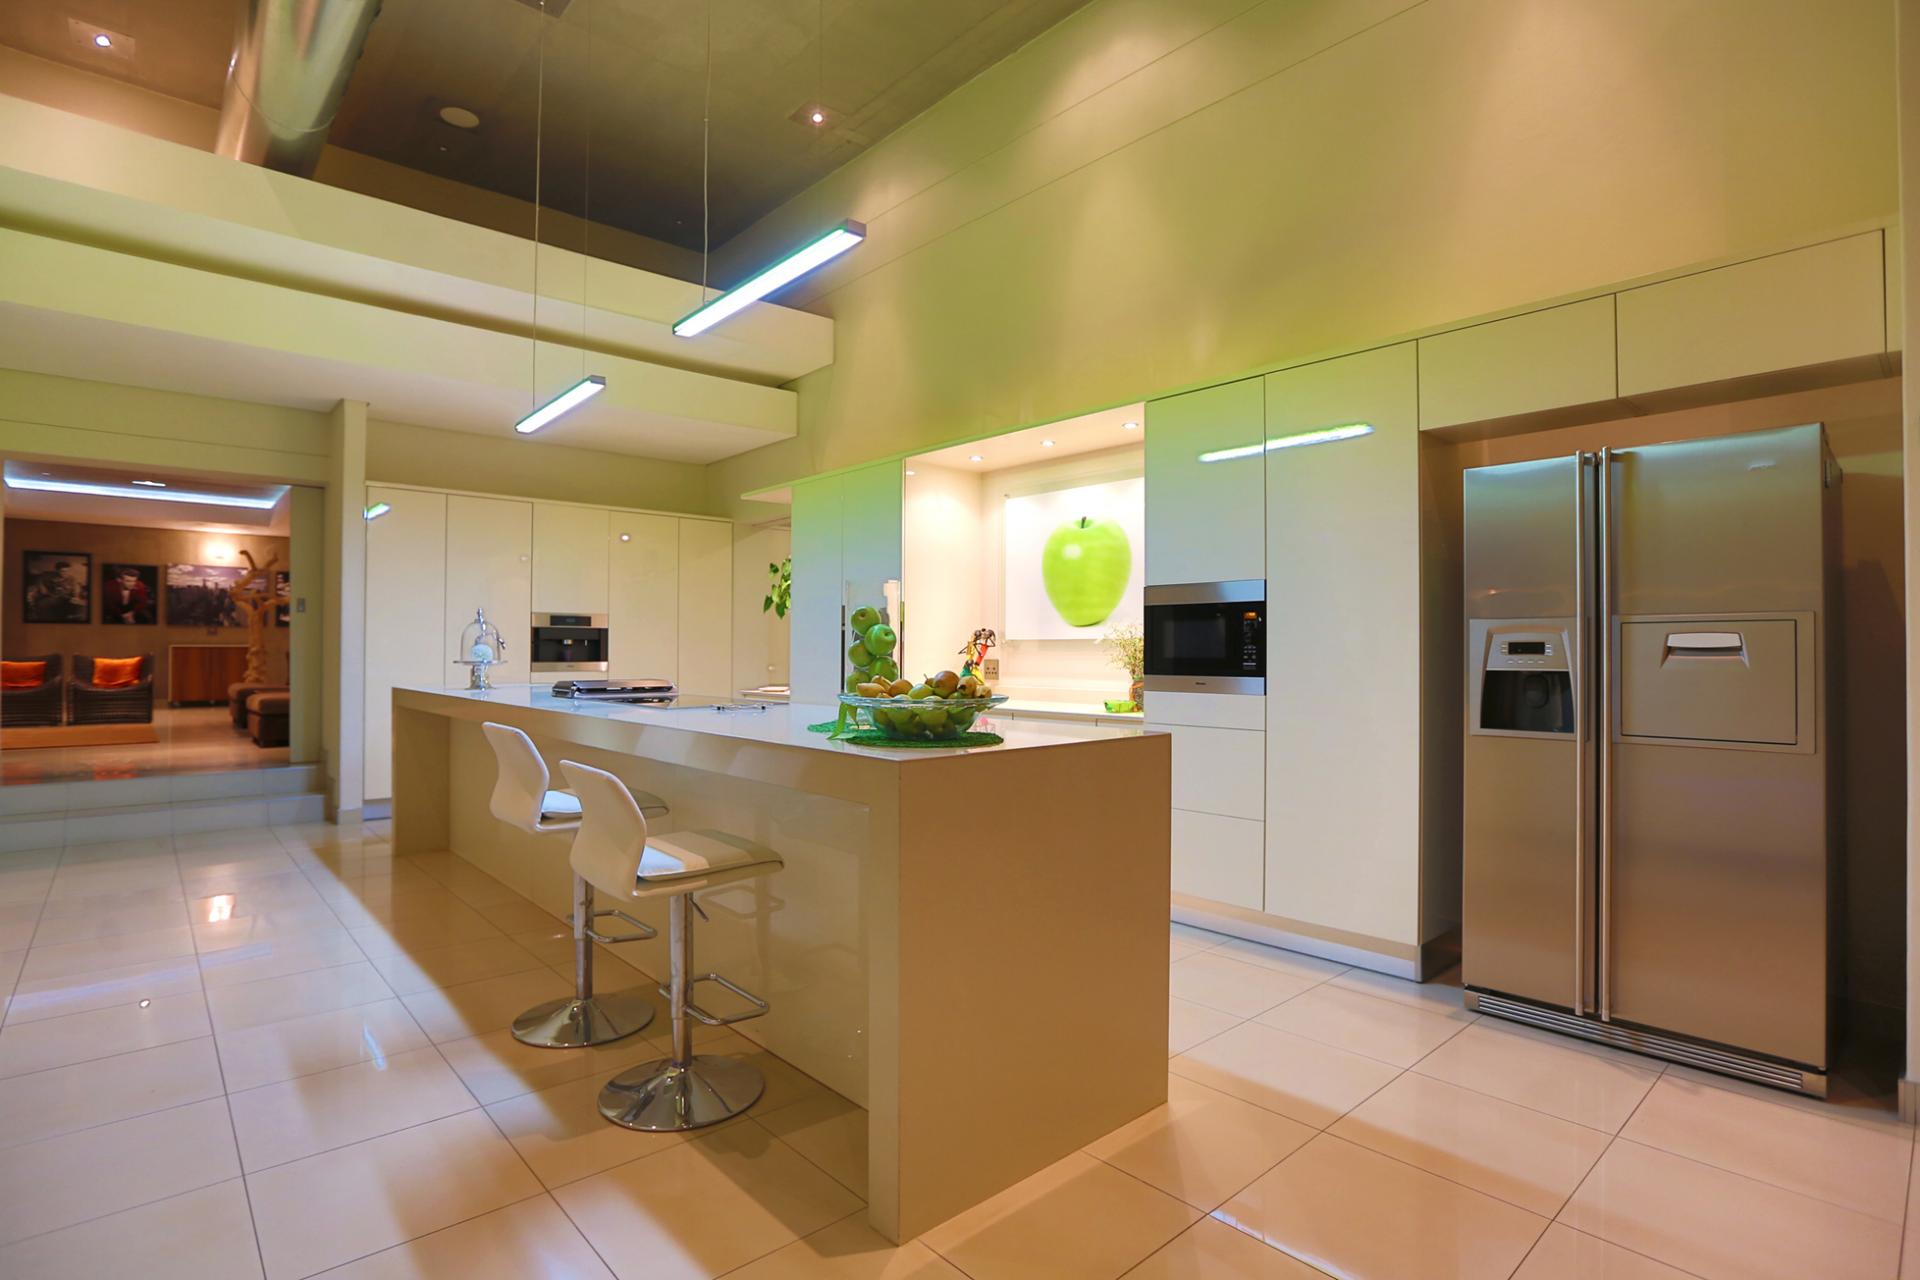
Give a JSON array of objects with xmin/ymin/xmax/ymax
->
[{"xmin": 1461, "ymin": 422, "xmax": 1840, "ymax": 1095}]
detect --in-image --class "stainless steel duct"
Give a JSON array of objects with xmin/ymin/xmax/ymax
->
[{"xmin": 215, "ymin": 0, "xmax": 384, "ymax": 177}]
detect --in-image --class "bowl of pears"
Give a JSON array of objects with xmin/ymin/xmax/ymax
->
[{"xmin": 839, "ymin": 668, "xmax": 1005, "ymax": 741}]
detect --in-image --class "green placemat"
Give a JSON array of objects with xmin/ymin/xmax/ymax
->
[{"xmin": 806, "ymin": 721, "xmax": 1003, "ymax": 748}]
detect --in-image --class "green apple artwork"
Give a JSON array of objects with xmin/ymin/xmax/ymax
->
[
  {"xmin": 1042, "ymin": 517, "xmax": 1132, "ymax": 626},
  {"xmin": 1005, "ymin": 476, "xmax": 1144, "ymax": 639}
]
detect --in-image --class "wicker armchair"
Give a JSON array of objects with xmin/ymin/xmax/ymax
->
[
  {"xmin": 70, "ymin": 655, "xmax": 155, "ymax": 726},
  {"xmin": 1, "ymin": 655, "xmax": 64, "ymax": 728}
]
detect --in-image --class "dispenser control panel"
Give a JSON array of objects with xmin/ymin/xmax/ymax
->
[{"xmin": 1486, "ymin": 633, "xmax": 1568, "ymax": 672}]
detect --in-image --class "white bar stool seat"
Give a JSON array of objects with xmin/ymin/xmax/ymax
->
[
  {"xmin": 480, "ymin": 722, "xmax": 666, "ymax": 1048},
  {"xmin": 559, "ymin": 758, "xmax": 784, "ymax": 1131}
]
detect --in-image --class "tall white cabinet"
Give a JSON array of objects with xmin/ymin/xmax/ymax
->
[
  {"xmin": 363, "ymin": 489, "xmax": 733, "ymax": 804},
  {"xmin": 1144, "ymin": 378, "xmax": 1265, "ymax": 586},
  {"xmin": 363, "ymin": 486, "xmax": 446, "ymax": 810}
]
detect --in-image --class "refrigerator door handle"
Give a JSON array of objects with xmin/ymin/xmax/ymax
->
[
  {"xmin": 1597, "ymin": 446, "xmax": 1614, "ymax": 1023},
  {"xmin": 1572, "ymin": 453, "xmax": 1589, "ymax": 1017}
]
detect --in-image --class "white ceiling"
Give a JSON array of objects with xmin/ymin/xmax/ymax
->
[
  {"xmin": 909, "ymin": 402, "xmax": 1146, "ymax": 472},
  {"xmin": 2, "ymin": 461, "xmax": 294, "ymax": 535}
]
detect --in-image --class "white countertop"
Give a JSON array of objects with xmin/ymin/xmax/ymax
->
[
  {"xmin": 394, "ymin": 683, "xmax": 1152, "ymax": 761},
  {"xmin": 998, "ymin": 698, "xmax": 1144, "ymax": 721}
]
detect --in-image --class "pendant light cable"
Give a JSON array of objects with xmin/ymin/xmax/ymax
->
[
  {"xmin": 580, "ymin": 0, "xmax": 592, "ymax": 378},
  {"xmin": 701, "ymin": 0, "xmax": 712, "ymax": 300},
  {"xmin": 529, "ymin": 0, "xmax": 546, "ymax": 416}
]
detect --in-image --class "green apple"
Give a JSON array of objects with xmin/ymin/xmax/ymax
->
[
  {"xmin": 845, "ymin": 672, "xmax": 866, "ymax": 693},
  {"xmin": 863, "ymin": 623, "xmax": 897, "ymax": 657},
  {"xmin": 1041, "ymin": 516, "xmax": 1133, "ymax": 627},
  {"xmin": 870, "ymin": 656, "xmax": 899, "ymax": 682},
  {"xmin": 849, "ymin": 605, "xmax": 882, "ymax": 635},
  {"xmin": 847, "ymin": 641, "xmax": 873, "ymax": 669}
]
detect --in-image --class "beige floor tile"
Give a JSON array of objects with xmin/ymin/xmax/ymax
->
[
  {"xmin": 195, "ymin": 909, "xmax": 348, "ymax": 955},
  {"xmin": 671, "ymin": 1028, "xmax": 832, "ymax": 1113},
  {"xmin": 919, "ymin": 1148, "xmax": 1199, "ymax": 1280},
  {"xmin": 48, "ymin": 858, "xmax": 181, "ymax": 899},
  {"xmin": 189, "ymin": 874, "xmax": 328, "ymax": 919},
  {"xmin": 471, "ymin": 895, "xmax": 567, "ymax": 935},
  {"xmin": 1412, "ymin": 1019, "xmax": 1661, "ymax": 1133},
  {"xmin": 1086, "ymin": 1072, "xmax": 1312, "ymax": 1210},
  {"xmin": 1329, "ymin": 1071, "xmax": 1610, "ymax": 1216},
  {"xmin": 486, "ymin": 1071, "xmax": 699, "ymax": 1187},
  {"xmin": 0, "ymin": 989, "xmax": 210, "ymax": 1078},
  {"xmin": 512, "ymin": 924, "xmax": 581, "ymax": 967},
  {"xmin": 1326, "ymin": 965, "xmax": 1471, "ymax": 1014},
  {"xmin": 1561, "ymin": 1139, "xmax": 1901, "ymax": 1280},
  {"xmin": 758, "ymin": 1092, "xmax": 871, "ymax": 1198},
  {"xmin": 1168, "ymin": 952, "xmax": 1316, "ymax": 1018},
  {"xmin": 0, "ymin": 1179, "xmax": 263, "ymax": 1280},
  {"xmin": 1170, "ymin": 934, "xmax": 1210, "ymax": 963},
  {"xmin": 0, "ymin": 1037, "xmax": 224, "ymax": 1149},
  {"xmin": 1127, "ymin": 1217, "xmax": 1331, "ymax": 1279},
  {"xmin": 365, "ymin": 934, "xmax": 548, "ymax": 995},
  {"xmin": 1170, "ymin": 1019, "xmax": 1400, "ymax": 1127},
  {"xmin": 229, "ymin": 1044, "xmax": 477, "ymax": 1170},
  {"xmin": 1204, "ymin": 937, "xmax": 1348, "ymax": 984},
  {"xmin": 1168, "ymin": 996, "xmax": 1239, "ymax": 1056},
  {"xmin": 216, "ymin": 997, "xmax": 430, "ymax": 1092},
  {"xmin": 1254, "ymin": 983, "xmax": 1473, "ymax": 1067},
  {"xmin": 0, "ymin": 948, "xmax": 22, "ymax": 996},
  {"xmin": 1216, "ymin": 1133, "xmax": 1546, "ymax": 1280},
  {"xmin": 1621, "ymin": 1071, "xmax": 1912, "ymax": 1222},
  {"xmin": 5, "ymin": 951, "xmax": 202, "ymax": 1023},
  {"xmin": 400, "ymin": 967, "xmax": 574, "ymax": 1043},
  {"xmin": 207, "ymin": 959, "xmax": 395, "ymax": 1034},
  {"xmin": 727, "ymin": 1213, "xmax": 966, "ymax": 1279},
  {"xmin": 555, "ymin": 1122, "xmax": 864, "ymax": 1280},
  {"xmin": 347, "ymin": 907, "xmax": 506, "ymax": 960},
  {"xmin": 432, "ymin": 863, "xmax": 527, "ymax": 908},
  {"xmin": 0, "ymin": 901, "xmax": 39, "ymax": 951},
  {"xmin": 1903, "ymin": 1140, "xmax": 1920, "ymax": 1280},
  {"xmin": 320, "ymin": 1193, "xmax": 613, "ymax": 1279},
  {"xmin": 196, "ymin": 927, "xmax": 367, "ymax": 989},
  {"xmin": 436, "ymin": 1022, "xmax": 665, "ymax": 1106},
  {"xmin": 1513, "ymin": 1223, "xmax": 1698, "ymax": 1280},
  {"xmin": 30, "ymin": 887, "xmax": 189, "ymax": 944},
  {"xmin": 246, "ymin": 1109, "xmax": 541, "ymax": 1280},
  {"xmin": 20, "ymin": 924, "xmax": 195, "ymax": 981},
  {"xmin": 0, "ymin": 1096, "xmax": 241, "ymax": 1245}
]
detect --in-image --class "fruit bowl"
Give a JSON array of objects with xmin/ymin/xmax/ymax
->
[{"xmin": 837, "ymin": 693, "xmax": 1008, "ymax": 741}]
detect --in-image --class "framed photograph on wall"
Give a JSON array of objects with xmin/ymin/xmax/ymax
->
[
  {"xmin": 101, "ymin": 564, "xmax": 159, "ymax": 625},
  {"xmin": 274, "ymin": 571, "xmax": 291, "ymax": 627},
  {"xmin": 165, "ymin": 564, "xmax": 248, "ymax": 628},
  {"xmin": 1003, "ymin": 477, "xmax": 1145, "ymax": 640},
  {"xmin": 21, "ymin": 551, "xmax": 91, "ymax": 624}
]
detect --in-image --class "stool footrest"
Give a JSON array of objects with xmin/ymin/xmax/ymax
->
[
  {"xmin": 664, "ymin": 972, "xmax": 769, "ymax": 1026},
  {"xmin": 586, "ymin": 907, "xmax": 657, "ymax": 945}
]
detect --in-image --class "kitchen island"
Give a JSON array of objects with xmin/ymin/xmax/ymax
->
[{"xmin": 389, "ymin": 684, "xmax": 1171, "ymax": 1241}]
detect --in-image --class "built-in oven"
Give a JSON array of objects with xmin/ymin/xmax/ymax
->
[
  {"xmin": 530, "ymin": 613, "xmax": 610, "ymax": 674},
  {"xmin": 1143, "ymin": 581, "xmax": 1265, "ymax": 694}
]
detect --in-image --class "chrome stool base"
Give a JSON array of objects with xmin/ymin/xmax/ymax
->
[
  {"xmin": 597, "ymin": 1054, "xmax": 765, "ymax": 1132},
  {"xmin": 512, "ymin": 990, "xmax": 655, "ymax": 1048}
]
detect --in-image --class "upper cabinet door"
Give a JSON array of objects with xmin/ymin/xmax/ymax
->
[
  {"xmin": 1145, "ymin": 379, "xmax": 1264, "ymax": 585},
  {"xmin": 532, "ymin": 504, "xmax": 611, "ymax": 614},
  {"xmin": 1419, "ymin": 297, "xmax": 1617, "ymax": 431},
  {"xmin": 609, "ymin": 513, "xmax": 678, "ymax": 683},
  {"xmin": 445, "ymin": 495, "xmax": 532, "ymax": 686},
  {"xmin": 1617, "ymin": 231, "xmax": 1887, "ymax": 397},
  {"xmin": 675, "ymin": 519, "xmax": 734, "ymax": 697}
]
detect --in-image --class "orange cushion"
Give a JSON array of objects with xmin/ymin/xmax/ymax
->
[
  {"xmin": 91, "ymin": 657, "xmax": 143, "ymax": 688},
  {"xmin": 1, "ymin": 660, "xmax": 46, "ymax": 690}
]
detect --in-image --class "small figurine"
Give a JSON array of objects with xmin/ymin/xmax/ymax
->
[{"xmin": 959, "ymin": 627, "xmax": 996, "ymax": 681}]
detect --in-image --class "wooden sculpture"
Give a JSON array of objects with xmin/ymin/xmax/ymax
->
[{"xmin": 231, "ymin": 550, "xmax": 282, "ymax": 685}]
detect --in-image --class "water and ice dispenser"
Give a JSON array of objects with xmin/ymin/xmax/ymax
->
[{"xmin": 1474, "ymin": 629, "xmax": 1573, "ymax": 736}]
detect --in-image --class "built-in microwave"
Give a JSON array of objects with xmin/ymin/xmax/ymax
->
[
  {"xmin": 530, "ymin": 613, "xmax": 610, "ymax": 674},
  {"xmin": 1143, "ymin": 581, "xmax": 1265, "ymax": 694}
]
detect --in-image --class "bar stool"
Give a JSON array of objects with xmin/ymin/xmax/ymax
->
[
  {"xmin": 480, "ymin": 722, "xmax": 668, "ymax": 1049},
  {"xmin": 559, "ymin": 758, "xmax": 784, "ymax": 1131}
]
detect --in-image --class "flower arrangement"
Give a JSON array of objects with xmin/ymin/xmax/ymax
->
[{"xmin": 1102, "ymin": 622, "xmax": 1145, "ymax": 709}]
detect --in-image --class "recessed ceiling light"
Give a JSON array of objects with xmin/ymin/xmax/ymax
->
[
  {"xmin": 1041, "ymin": 440, "xmax": 1055, "ymax": 448},
  {"xmin": 904, "ymin": 469, "xmax": 916, "ymax": 476},
  {"xmin": 619, "ymin": 533, "xmax": 632, "ymax": 542},
  {"xmin": 438, "ymin": 105, "xmax": 481, "ymax": 129},
  {"xmin": 1122, "ymin": 421, "xmax": 1139, "ymax": 431},
  {"xmin": 968, "ymin": 454, "xmax": 983, "ymax": 463},
  {"xmin": 92, "ymin": 32, "xmax": 112, "ymax": 48}
]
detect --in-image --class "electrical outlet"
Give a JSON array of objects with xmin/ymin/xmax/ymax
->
[{"xmin": 984, "ymin": 658, "xmax": 1000, "ymax": 680}]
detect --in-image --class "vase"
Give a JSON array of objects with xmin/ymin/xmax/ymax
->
[{"xmin": 1128, "ymin": 677, "xmax": 1144, "ymax": 710}]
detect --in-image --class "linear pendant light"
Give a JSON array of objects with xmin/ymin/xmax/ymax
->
[
  {"xmin": 1199, "ymin": 422, "xmax": 1373, "ymax": 463},
  {"xmin": 5, "ymin": 477, "xmax": 284, "ymax": 509},
  {"xmin": 674, "ymin": 221, "xmax": 866, "ymax": 337},
  {"xmin": 514, "ymin": 375, "xmax": 605, "ymax": 434}
]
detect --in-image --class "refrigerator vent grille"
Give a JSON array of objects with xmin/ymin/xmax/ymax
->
[{"xmin": 1472, "ymin": 994, "xmax": 1820, "ymax": 1095}]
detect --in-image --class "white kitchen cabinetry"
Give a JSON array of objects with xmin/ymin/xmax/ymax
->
[
  {"xmin": 532, "ymin": 504, "xmax": 610, "ymax": 613},
  {"xmin": 675, "ymin": 518, "xmax": 734, "ymax": 696},
  {"xmin": 1264, "ymin": 344, "xmax": 1432, "ymax": 950},
  {"xmin": 363, "ymin": 486, "xmax": 445, "ymax": 803},
  {"xmin": 609, "ymin": 513, "xmax": 679, "ymax": 681},
  {"xmin": 1151, "ymin": 692, "xmax": 1265, "ymax": 912},
  {"xmin": 1418, "ymin": 297, "xmax": 1617, "ymax": 430},
  {"xmin": 1617, "ymin": 231, "xmax": 1887, "ymax": 397},
  {"xmin": 444, "ymin": 495, "xmax": 532, "ymax": 687},
  {"xmin": 1145, "ymin": 379, "xmax": 1264, "ymax": 585}
]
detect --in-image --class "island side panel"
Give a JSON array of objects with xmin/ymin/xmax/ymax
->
[
  {"xmin": 390, "ymin": 695, "xmax": 450, "ymax": 854},
  {"xmin": 889, "ymin": 732, "xmax": 1171, "ymax": 1241}
]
